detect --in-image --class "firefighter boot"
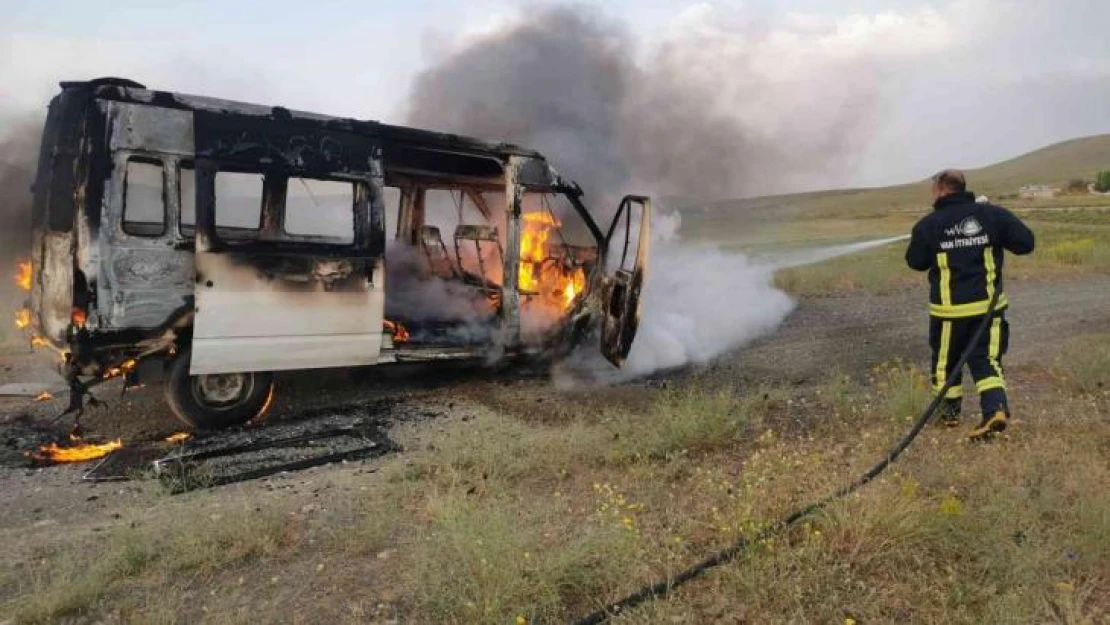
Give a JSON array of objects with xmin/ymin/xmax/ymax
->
[
  {"xmin": 937, "ymin": 398, "xmax": 962, "ymax": 428},
  {"xmin": 969, "ymin": 409, "xmax": 1008, "ymax": 441}
]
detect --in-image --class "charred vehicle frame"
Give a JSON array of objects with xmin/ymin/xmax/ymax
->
[{"xmin": 25, "ymin": 78, "xmax": 650, "ymax": 429}]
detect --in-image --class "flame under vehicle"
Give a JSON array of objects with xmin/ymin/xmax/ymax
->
[{"xmin": 25, "ymin": 79, "xmax": 650, "ymax": 429}]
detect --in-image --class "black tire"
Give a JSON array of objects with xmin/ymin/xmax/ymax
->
[{"xmin": 164, "ymin": 349, "xmax": 275, "ymax": 430}]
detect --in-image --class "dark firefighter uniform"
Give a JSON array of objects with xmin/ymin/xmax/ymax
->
[{"xmin": 905, "ymin": 190, "xmax": 1035, "ymax": 434}]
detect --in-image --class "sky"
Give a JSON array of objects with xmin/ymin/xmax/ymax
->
[{"xmin": 1, "ymin": 0, "xmax": 1108, "ymax": 195}]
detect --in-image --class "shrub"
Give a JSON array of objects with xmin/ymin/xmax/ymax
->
[
  {"xmin": 1096, "ymin": 171, "xmax": 1110, "ymax": 193},
  {"xmin": 872, "ymin": 360, "xmax": 931, "ymax": 421}
]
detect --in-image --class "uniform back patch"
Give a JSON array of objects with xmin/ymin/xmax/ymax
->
[{"xmin": 946, "ymin": 216, "xmax": 983, "ymax": 237}]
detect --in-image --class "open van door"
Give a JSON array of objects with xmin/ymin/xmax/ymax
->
[{"xmin": 600, "ymin": 195, "xmax": 651, "ymax": 366}]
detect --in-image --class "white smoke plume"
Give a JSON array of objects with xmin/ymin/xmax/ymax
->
[
  {"xmin": 557, "ymin": 214, "xmax": 911, "ymax": 382},
  {"xmin": 620, "ymin": 211, "xmax": 795, "ymax": 375},
  {"xmin": 384, "ymin": 243, "xmax": 496, "ymax": 324}
]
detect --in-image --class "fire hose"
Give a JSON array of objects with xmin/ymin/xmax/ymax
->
[{"xmin": 571, "ymin": 288, "xmax": 1002, "ymax": 625}]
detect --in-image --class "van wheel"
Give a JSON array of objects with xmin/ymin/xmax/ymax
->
[{"xmin": 164, "ymin": 349, "xmax": 275, "ymax": 430}]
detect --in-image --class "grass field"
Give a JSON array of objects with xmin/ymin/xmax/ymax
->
[
  {"xmin": 773, "ymin": 217, "xmax": 1110, "ymax": 297},
  {"xmin": 3, "ymin": 340, "xmax": 1107, "ymax": 623}
]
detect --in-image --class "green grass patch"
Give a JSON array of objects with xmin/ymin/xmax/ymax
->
[
  {"xmin": 1020, "ymin": 207, "xmax": 1110, "ymax": 226},
  {"xmin": 871, "ymin": 360, "xmax": 932, "ymax": 422},
  {"xmin": 392, "ymin": 384, "xmax": 768, "ymax": 493},
  {"xmin": 602, "ymin": 386, "xmax": 764, "ymax": 462},
  {"xmin": 771, "ymin": 218, "xmax": 1110, "ymax": 297}
]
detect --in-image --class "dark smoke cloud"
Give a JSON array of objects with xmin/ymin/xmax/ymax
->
[
  {"xmin": 1, "ymin": 118, "xmax": 41, "ymax": 346},
  {"xmin": 406, "ymin": 4, "xmax": 874, "ymax": 204},
  {"xmin": 408, "ymin": 7, "xmax": 633, "ymax": 201},
  {"xmin": 0, "ymin": 118, "xmax": 41, "ymax": 270}
]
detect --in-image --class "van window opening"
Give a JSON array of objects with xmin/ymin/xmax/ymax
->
[
  {"xmin": 214, "ymin": 171, "xmax": 264, "ymax": 232},
  {"xmin": 180, "ymin": 168, "xmax": 264, "ymax": 239},
  {"xmin": 284, "ymin": 178, "xmax": 356, "ymax": 244},
  {"xmin": 421, "ymin": 189, "xmax": 503, "ymax": 282},
  {"xmin": 122, "ymin": 157, "xmax": 166, "ymax": 237},
  {"xmin": 382, "ymin": 186, "xmax": 401, "ymax": 241}
]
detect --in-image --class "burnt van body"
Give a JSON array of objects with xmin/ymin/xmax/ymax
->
[{"xmin": 27, "ymin": 79, "xmax": 649, "ymax": 429}]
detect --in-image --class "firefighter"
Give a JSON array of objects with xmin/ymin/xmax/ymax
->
[{"xmin": 905, "ymin": 170, "xmax": 1035, "ymax": 440}]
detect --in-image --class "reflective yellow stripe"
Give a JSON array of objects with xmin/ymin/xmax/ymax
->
[
  {"xmin": 984, "ymin": 248, "xmax": 997, "ymax": 303},
  {"xmin": 935, "ymin": 320, "xmax": 952, "ymax": 391},
  {"xmin": 929, "ymin": 293, "xmax": 1009, "ymax": 318},
  {"xmin": 937, "ymin": 252, "xmax": 952, "ymax": 307},
  {"xmin": 976, "ymin": 376, "xmax": 1006, "ymax": 392},
  {"xmin": 933, "ymin": 381, "xmax": 964, "ymax": 398},
  {"xmin": 932, "ymin": 384, "xmax": 963, "ymax": 398},
  {"xmin": 988, "ymin": 316, "xmax": 1004, "ymax": 380}
]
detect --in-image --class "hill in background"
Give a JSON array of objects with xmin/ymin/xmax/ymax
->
[{"xmin": 679, "ymin": 134, "xmax": 1110, "ymax": 243}]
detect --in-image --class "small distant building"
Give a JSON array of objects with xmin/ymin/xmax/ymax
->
[{"xmin": 1020, "ymin": 184, "xmax": 1058, "ymax": 199}]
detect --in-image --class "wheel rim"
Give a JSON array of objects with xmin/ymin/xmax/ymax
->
[{"xmin": 190, "ymin": 373, "xmax": 254, "ymax": 409}]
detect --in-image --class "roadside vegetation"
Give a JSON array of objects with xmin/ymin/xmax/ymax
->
[{"xmin": 2, "ymin": 341, "xmax": 1107, "ymax": 623}]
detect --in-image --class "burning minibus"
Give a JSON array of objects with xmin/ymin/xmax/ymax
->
[{"xmin": 20, "ymin": 78, "xmax": 649, "ymax": 429}]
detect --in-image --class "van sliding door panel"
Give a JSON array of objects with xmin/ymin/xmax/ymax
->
[{"xmin": 189, "ymin": 111, "xmax": 386, "ymax": 375}]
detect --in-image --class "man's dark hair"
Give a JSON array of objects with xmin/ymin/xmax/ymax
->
[{"xmin": 932, "ymin": 169, "xmax": 967, "ymax": 193}]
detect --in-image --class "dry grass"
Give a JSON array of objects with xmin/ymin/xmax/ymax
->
[
  {"xmin": 616, "ymin": 397, "xmax": 1110, "ymax": 624},
  {"xmin": 2, "ymin": 359, "xmax": 1107, "ymax": 624},
  {"xmin": 3, "ymin": 502, "xmax": 295, "ymax": 624},
  {"xmin": 1053, "ymin": 333, "xmax": 1110, "ymax": 395},
  {"xmin": 406, "ymin": 491, "xmax": 637, "ymax": 623}
]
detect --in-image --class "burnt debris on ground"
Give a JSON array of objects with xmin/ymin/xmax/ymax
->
[
  {"xmin": 150, "ymin": 417, "xmax": 397, "ymax": 494},
  {"xmin": 4, "ymin": 399, "xmax": 407, "ymax": 492}
]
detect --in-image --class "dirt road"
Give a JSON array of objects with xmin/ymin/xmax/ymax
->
[{"xmin": 729, "ymin": 274, "xmax": 1110, "ymax": 384}]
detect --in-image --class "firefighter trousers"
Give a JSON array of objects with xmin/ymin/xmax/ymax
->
[{"xmin": 929, "ymin": 313, "xmax": 1009, "ymax": 416}]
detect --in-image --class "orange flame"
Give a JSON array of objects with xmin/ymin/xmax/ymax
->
[
  {"xmin": 71, "ymin": 308, "xmax": 87, "ymax": 327},
  {"xmin": 16, "ymin": 260, "xmax": 32, "ymax": 291},
  {"xmin": 384, "ymin": 319, "xmax": 410, "ymax": 343},
  {"xmin": 27, "ymin": 332, "xmax": 68, "ymax": 362},
  {"xmin": 164, "ymin": 432, "xmax": 192, "ymax": 444},
  {"xmin": 254, "ymin": 385, "xmax": 276, "ymax": 423},
  {"xmin": 28, "ymin": 438, "xmax": 123, "ymax": 463},
  {"xmin": 15, "ymin": 307, "xmax": 31, "ymax": 330},
  {"xmin": 34, "ymin": 391, "xmax": 53, "ymax": 402},
  {"xmin": 518, "ymin": 213, "xmax": 586, "ymax": 310},
  {"xmin": 103, "ymin": 359, "xmax": 137, "ymax": 380}
]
